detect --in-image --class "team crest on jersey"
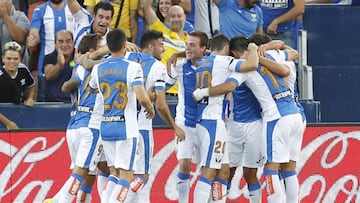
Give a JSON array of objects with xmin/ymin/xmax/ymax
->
[
  {"xmin": 67, "ymin": 15, "xmax": 74, "ymax": 22},
  {"xmin": 251, "ymin": 13, "xmax": 258, "ymax": 22}
]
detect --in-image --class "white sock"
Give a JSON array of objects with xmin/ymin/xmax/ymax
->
[
  {"xmin": 194, "ymin": 176, "xmax": 212, "ymax": 203},
  {"xmin": 101, "ymin": 175, "xmax": 118, "ymax": 203},
  {"xmin": 264, "ymin": 170, "xmax": 282, "ymax": 203},
  {"xmin": 247, "ymin": 181, "xmax": 262, "ymax": 203},
  {"xmin": 109, "ymin": 179, "xmax": 130, "ymax": 203},
  {"xmin": 76, "ymin": 185, "xmax": 92, "ymax": 203},
  {"xmin": 97, "ymin": 172, "xmax": 109, "ymax": 198},
  {"xmin": 282, "ymin": 171, "xmax": 299, "ymax": 203},
  {"xmin": 58, "ymin": 173, "xmax": 84, "ymax": 202},
  {"xmin": 177, "ymin": 172, "xmax": 190, "ymax": 203},
  {"xmin": 211, "ymin": 178, "xmax": 228, "ymax": 203},
  {"xmin": 124, "ymin": 175, "xmax": 147, "ymax": 203}
]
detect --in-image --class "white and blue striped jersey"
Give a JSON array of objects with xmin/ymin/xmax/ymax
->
[
  {"xmin": 196, "ymin": 55, "xmax": 242, "ymax": 120},
  {"xmin": 31, "ymin": 2, "xmax": 76, "ymax": 76},
  {"xmin": 167, "ymin": 60, "xmax": 197, "ymax": 127},
  {"xmin": 125, "ymin": 52, "xmax": 167, "ymax": 130},
  {"xmin": 89, "ymin": 57, "xmax": 144, "ymax": 141},
  {"xmin": 72, "ymin": 65, "xmax": 104, "ymax": 130},
  {"xmin": 73, "ymin": 8, "xmax": 108, "ymax": 48},
  {"xmin": 255, "ymin": 52, "xmax": 299, "ymax": 116}
]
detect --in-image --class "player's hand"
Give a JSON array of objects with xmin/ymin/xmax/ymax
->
[
  {"xmin": 174, "ymin": 125, "xmax": 185, "ymax": 142},
  {"xmin": 267, "ymin": 21, "xmax": 279, "ymax": 35},
  {"xmin": 192, "ymin": 88, "xmax": 209, "ymax": 101},
  {"xmin": 126, "ymin": 41, "xmax": 141, "ymax": 52},
  {"xmin": 144, "ymin": 106, "xmax": 155, "ymax": 119},
  {"xmin": 247, "ymin": 43, "xmax": 258, "ymax": 52},
  {"xmin": 258, "ymin": 44, "xmax": 267, "ymax": 57}
]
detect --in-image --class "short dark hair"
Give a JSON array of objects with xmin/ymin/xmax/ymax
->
[
  {"xmin": 106, "ymin": 29, "xmax": 127, "ymax": 52},
  {"xmin": 94, "ymin": 2, "xmax": 114, "ymax": 17},
  {"xmin": 229, "ymin": 35, "xmax": 249, "ymax": 55},
  {"xmin": 189, "ymin": 31, "xmax": 209, "ymax": 49},
  {"xmin": 55, "ymin": 30, "xmax": 73, "ymax": 42},
  {"xmin": 140, "ymin": 30, "xmax": 164, "ymax": 49},
  {"xmin": 210, "ymin": 34, "xmax": 229, "ymax": 51},
  {"xmin": 78, "ymin": 34, "xmax": 102, "ymax": 54},
  {"xmin": 248, "ymin": 33, "xmax": 272, "ymax": 46}
]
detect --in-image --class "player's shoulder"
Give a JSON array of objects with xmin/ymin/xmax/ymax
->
[{"xmin": 174, "ymin": 59, "xmax": 188, "ymax": 68}]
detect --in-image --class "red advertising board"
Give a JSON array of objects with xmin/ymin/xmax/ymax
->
[{"xmin": 0, "ymin": 126, "xmax": 359, "ymax": 202}]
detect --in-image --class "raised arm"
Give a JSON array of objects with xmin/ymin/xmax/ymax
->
[
  {"xmin": 66, "ymin": 0, "xmax": 82, "ymax": 14},
  {"xmin": 141, "ymin": 0, "xmax": 159, "ymax": 25},
  {"xmin": 237, "ymin": 43, "xmax": 259, "ymax": 72}
]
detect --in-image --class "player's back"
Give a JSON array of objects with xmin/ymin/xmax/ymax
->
[
  {"xmin": 96, "ymin": 57, "xmax": 142, "ymax": 140},
  {"xmin": 255, "ymin": 52, "xmax": 299, "ymax": 117},
  {"xmin": 73, "ymin": 65, "xmax": 103, "ymax": 130}
]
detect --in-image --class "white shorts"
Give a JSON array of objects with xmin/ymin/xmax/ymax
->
[
  {"xmin": 66, "ymin": 127, "xmax": 103, "ymax": 172},
  {"xmin": 133, "ymin": 129, "xmax": 154, "ymax": 174},
  {"xmin": 175, "ymin": 122, "xmax": 201, "ymax": 164},
  {"xmin": 227, "ymin": 119, "xmax": 265, "ymax": 168},
  {"xmin": 264, "ymin": 113, "xmax": 303, "ymax": 163},
  {"xmin": 103, "ymin": 137, "xmax": 138, "ymax": 170},
  {"xmin": 196, "ymin": 119, "xmax": 229, "ymax": 169},
  {"xmin": 290, "ymin": 117, "xmax": 306, "ymax": 162}
]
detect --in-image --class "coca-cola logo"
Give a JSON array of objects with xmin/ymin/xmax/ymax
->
[
  {"xmin": 0, "ymin": 132, "xmax": 69, "ymax": 203},
  {"xmin": 0, "ymin": 127, "xmax": 359, "ymax": 203}
]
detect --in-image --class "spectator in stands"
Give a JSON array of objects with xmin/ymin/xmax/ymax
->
[
  {"xmin": 83, "ymin": 0, "xmax": 139, "ymax": 43},
  {"xmin": 217, "ymin": 0, "xmax": 263, "ymax": 39},
  {"xmin": 42, "ymin": 30, "xmax": 75, "ymax": 103},
  {"xmin": 156, "ymin": 0, "xmax": 194, "ymax": 33},
  {"xmin": 67, "ymin": 1, "xmax": 112, "ymax": 51},
  {"xmin": 18, "ymin": 0, "xmax": 46, "ymax": 20},
  {"xmin": 194, "ymin": 0, "xmax": 219, "ymax": 38},
  {"xmin": 0, "ymin": 41, "xmax": 35, "ymax": 106},
  {"xmin": 141, "ymin": 0, "xmax": 188, "ymax": 99},
  {"xmin": 0, "ymin": 0, "xmax": 30, "ymax": 67},
  {"xmin": 0, "ymin": 112, "xmax": 19, "ymax": 130},
  {"xmin": 258, "ymin": 0, "xmax": 304, "ymax": 47},
  {"xmin": 27, "ymin": 0, "xmax": 76, "ymax": 101}
]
